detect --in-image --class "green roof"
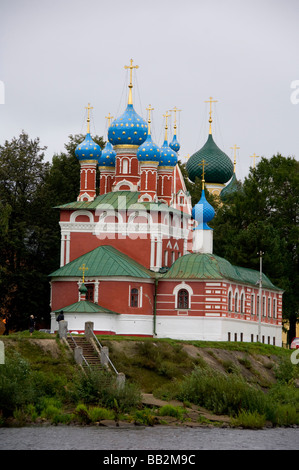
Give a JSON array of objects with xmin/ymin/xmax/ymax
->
[
  {"xmin": 162, "ymin": 252, "xmax": 282, "ymax": 290},
  {"xmin": 49, "ymin": 245, "xmax": 155, "ymax": 279},
  {"xmin": 56, "ymin": 190, "xmax": 187, "ymax": 217},
  {"xmin": 186, "ymin": 134, "xmax": 234, "ymax": 184},
  {"xmin": 220, "ymin": 173, "xmax": 241, "ymax": 201},
  {"xmin": 54, "ymin": 300, "xmax": 119, "ymax": 314}
]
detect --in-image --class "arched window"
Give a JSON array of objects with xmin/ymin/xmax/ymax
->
[
  {"xmin": 122, "ymin": 159, "xmax": 129, "ymax": 174},
  {"xmin": 235, "ymin": 292, "xmax": 239, "ymax": 313},
  {"xmin": 85, "ymin": 284, "xmax": 94, "ymax": 302},
  {"xmin": 228, "ymin": 291, "xmax": 232, "ymax": 312},
  {"xmin": 178, "ymin": 289, "xmax": 189, "ymax": 309},
  {"xmin": 240, "ymin": 293, "xmax": 244, "ymax": 313},
  {"xmin": 130, "ymin": 288, "xmax": 139, "ymax": 308}
]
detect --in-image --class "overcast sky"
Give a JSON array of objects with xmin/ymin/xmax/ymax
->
[{"xmin": 0, "ymin": 0, "xmax": 298, "ymax": 181}]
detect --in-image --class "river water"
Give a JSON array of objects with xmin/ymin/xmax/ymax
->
[{"xmin": 0, "ymin": 425, "xmax": 298, "ymax": 450}]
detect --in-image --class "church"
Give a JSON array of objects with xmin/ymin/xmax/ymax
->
[{"xmin": 49, "ymin": 61, "xmax": 283, "ymax": 345}]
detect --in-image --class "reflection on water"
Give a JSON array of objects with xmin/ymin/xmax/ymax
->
[{"xmin": 0, "ymin": 426, "xmax": 298, "ymax": 450}]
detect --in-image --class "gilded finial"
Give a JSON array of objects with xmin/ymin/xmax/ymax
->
[
  {"xmin": 79, "ymin": 263, "xmax": 88, "ymax": 283},
  {"xmin": 163, "ymin": 111, "xmax": 171, "ymax": 141},
  {"xmin": 169, "ymin": 106, "xmax": 181, "ymax": 136},
  {"xmin": 230, "ymin": 144, "xmax": 240, "ymax": 173},
  {"xmin": 204, "ymin": 97, "xmax": 218, "ymax": 134},
  {"xmin": 199, "ymin": 159, "xmax": 208, "ymax": 190},
  {"xmin": 85, "ymin": 103, "xmax": 93, "ymax": 134},
  {"xmin": 105, "ymin": 113, "xmax": 114, "ymax": 127},
  {"xmin": 146, "ymin": 104, "xmax": 154, "ymax": 135},
  {"xmin": 124, "ymin": 59, "xmax": 139, "ymax": 105},
  {"xmin": 250, "ymin": 153, "xmax": 260, "ymax": 169}
]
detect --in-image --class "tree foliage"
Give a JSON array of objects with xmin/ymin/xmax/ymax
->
[
  {"xmin": 203, "ymin": 154, "xmax": 298, "ymax": 343},
  {"xmin": 0, "ymin": 132, "xmax": 104, "ymax": 331}
]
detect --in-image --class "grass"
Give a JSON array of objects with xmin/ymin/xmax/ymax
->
[{"xmin": 0, "ymin": 334, "xmax": 298, "ymax": 428}]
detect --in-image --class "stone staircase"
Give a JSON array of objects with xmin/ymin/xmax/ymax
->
[{"xmin": 66, "ymin": 335, "xmax": 104, "ymax": 370}]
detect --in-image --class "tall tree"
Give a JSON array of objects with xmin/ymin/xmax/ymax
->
[{"xmin": 210, "ymin": 154, "xmax": 299, "ymax": 343}]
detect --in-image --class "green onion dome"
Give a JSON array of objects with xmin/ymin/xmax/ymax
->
[
  {"xmin": 186, "ymin": 134, "xmax": 233, "ymax": 184},
  {"xmin": 220, "ymin": 173, "xmax": 241, "ymax": 202}
]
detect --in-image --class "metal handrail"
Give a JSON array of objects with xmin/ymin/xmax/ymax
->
[
  {"xmin": 67, "ymin": 330, "xmax": 90, "ymax": 369},
  {"xmin": 90, "ymin": 330, "xmax": 119, "ymax": 375}
]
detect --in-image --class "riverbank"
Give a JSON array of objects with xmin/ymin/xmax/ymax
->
[{"xmin": 0, "ymin": 332, "xmax": 298, "ymax": 430}]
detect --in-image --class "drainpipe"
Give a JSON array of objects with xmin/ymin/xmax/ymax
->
[{"xmin": 153, "ymin": 278, "xmax": 158, "ymax": 336}]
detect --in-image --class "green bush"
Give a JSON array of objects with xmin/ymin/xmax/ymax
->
[
  {"xmin": 134, "ymin": 408, "xmax": 158, "ymax": 426},
  {"xmin": 231, "ymin": 410, "xmax": 266, "ymax": 429},
  {"xmin": 158, "ymin": 405, "xmax": 186, "ymax": 420},
  {"xmin": 87, "ymin": 406, "xmax": 114, "ymax": 422},
  {"xmin": 0, "ymin": 353, "xmax": 34, "ymax": 417}
]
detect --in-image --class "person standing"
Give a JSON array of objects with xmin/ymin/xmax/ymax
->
[{"xmin": 29, "ymin": 315, "xmax": 35, "ymax": 336}]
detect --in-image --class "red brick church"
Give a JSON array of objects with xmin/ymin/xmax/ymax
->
[{"xmin": 49, "ymin": 61, "xmax": 283, "ymax": 345}]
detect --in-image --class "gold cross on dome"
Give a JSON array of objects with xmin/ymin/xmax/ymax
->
[
  {"xmin": 146, "ymin": 104, "xmax": 154, "ymax": 134},
  {"xmin": 204, "ymin": 97, "xmax": 218, "ymax": 134},
  {"xmin": 105, "ymin": 113, "xmax": 114, "ymax": 126},
  {"xmin": 169, "ymin": 106, "xmax": 182, "ymax": 134},
  {"xmin": 250, "ymin": 153, "xmax": 260, "ymax": 168},
  {"xmin": 230, "ymin": 144, "xmax": 240, "ymax": 173},
  {"xmin": 124, "ymin": 59, "xmax": 139, "ymax": 105},
  {"xmin": 163, "ymin": 111, "xmax": 171, "ymax": 140},
  {"xmin": 79, "ymin": 263, "xmax": 88, "ymax": 283},
  {"xmin": 85, "ymin": 103, "xmax": 93, "ymax": 133},
  {"xmin": 199, "ymin": 159, "xmax": 208, "ymax": 189}
]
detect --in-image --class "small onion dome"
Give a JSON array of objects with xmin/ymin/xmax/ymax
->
[
  {"xmin": 137, "ymin": 134, "xmax": 161, "ymax": 162},
  {"xmin": 192, "ymin": 189, "xmax": 215, "ymax": 230},
  {"xmin": 169, "ymin": 134, "xmax": 180, "ymax": 152},
  {"xmin": 186, "ymin": 134, "xmax": 233, "ymax": 184},
  {"xmin": 75, "ymin": 133, "xmax": 102, "ymax": 161},
  {"xmin": 98, "ymin": 141, "xmax": 116, "ymax": 167},
  {"xmin": 79, "ymin": 283, "xmax": 88, "ymax": 294},
  {"xmin": 159, "ymin": 140, "xmax": 178, "ymax": 167},
  {"xmin": 108, "ymin": 104, "xmax": 148, "ymax": 147},
  {"xmin": 220, "ymin": 173, "xmax": 240, "ymax": 202}
]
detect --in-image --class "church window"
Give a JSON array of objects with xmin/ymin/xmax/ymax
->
[
  {"xmin": 164, "ymin": 250, "xmax": 168, "ymax": 266},
  {"xmin": 122, "ymin": 159, "xmax": 129, "ymax": 174},
  {"xmin": 273, "ymin": 298, "xmax": 277, "ymax": 318},
  {"xmin": 268, "ymin": 297, "xmax": 271, "ymax": 317},
  {"xmin": 251, "ymin": 294, "xmax": 255, "ymax": 315},
  {"xmin": 262, "ymin": 296, "xmax": 266, "ymax": 317},
  {"xmin": 178, "ymin": 289, "xmax": 189, "ymax": 309},
  {"xmin": 85, "ymin": 284, "xmax": 94, "ymax": 302},
  {"xmin": 240, "ymin": 293, "xmax": 244, "ymax": 313},
  {"xmin": 228, "ymin": 291, "xmax": 232, "ymax": 312},
  {"xmin": 234, "ymin": 292, "xmax": 239, "ymax": 313},
  {"xmin": 130, "ymin": 288, "xmax": 139, "ymax": 308}
]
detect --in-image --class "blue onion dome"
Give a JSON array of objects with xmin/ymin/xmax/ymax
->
[
  {"xmin": 137, "ymin": 134, "xmax": 161, "ymax": 162},
  {"xmin": 186, "ymin": 134, "xmax": 233, "ymax": 184},
  {"xmin": 75, "ymin": 133, "xmax": 102, "ymax": 161},
  {"xmin": 159, "ymin": 140, "xmax": 178, "ymax": 167},
  {"xmin": 98, "ymin": 141, "xmax": 116, "ymax": 167},
  {"xmin": 169, "ymin": 134, "xmax": 180, "ymax": 152},
  {"xmin": 192, "ymin": 189, "xmax": 215, "ymax": 230},
  {"xmin": 108, "ymin": 104, "xmax": 148, "ymax": 147}
]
